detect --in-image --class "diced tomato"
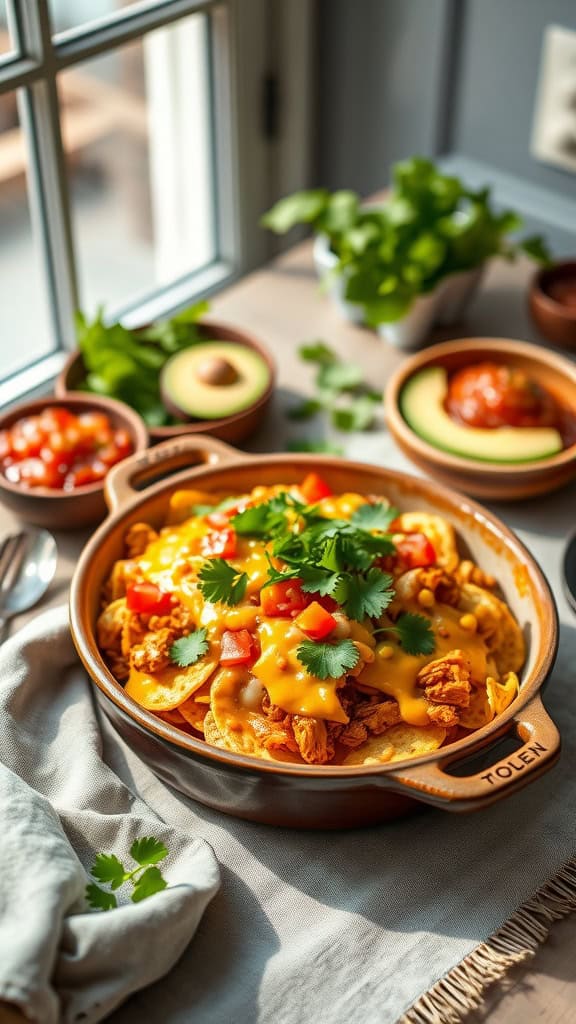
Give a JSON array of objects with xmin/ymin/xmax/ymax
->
[
  {"xmin": 126, "ymin": 581, "xmax": 174, "ymax": 615},
  {"xmin": 261, "ymin": 578, "xmax": 308, "ymax": 617},
  {"xmin": 394, "ymin": 532, "xmax": 436, "ymax": 569},
  {"xmin": 1, "ymin": 405, "xmax": 134, "ymax": 492},
  {"xmin": 295, "ymin": 601, "xmax": 337, "ymax": 640},
  {"xmin": 220, "ymin": 629, "xmax": 255, "ymax": 666},
  {"xmin": 199, "ymin": 526, "xmax": 237, "ymax": 559},
  {"xmin": 300, "ymin": 472, "xmax": 333, "ymax": 504}
]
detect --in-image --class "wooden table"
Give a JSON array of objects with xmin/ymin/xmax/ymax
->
[{"xmin": 0, "ymin": 242, "xmax": 574, "ymax": 1024}]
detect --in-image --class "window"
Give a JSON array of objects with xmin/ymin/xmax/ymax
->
[{"xmin": 0, "ymin": 0, "xmax": 315, "ymax": 405}]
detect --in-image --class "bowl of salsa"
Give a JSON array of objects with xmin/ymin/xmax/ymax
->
[
  {"xmin": 0, "ymin": 394, "xmax": 148, "ymax": 529},
  {"xmin": 385, "ymin": 337, "xmax": 576, "ymax": 500},
  {"xmin": 529, "ymin": 260, "xmax": 576, "ymax": 350}
]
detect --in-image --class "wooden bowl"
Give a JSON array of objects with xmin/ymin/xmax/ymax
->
[
  {"xmin": 529, "ymin": 260, "xmax": 576, "ymax": 350},
  {"xmin": 385, "ymin": 338, "xmax": 576, "ymax": 501},
  {"xmin": 0, "ymin": 394, "xmax": 148, "ymax": 529},
  {"xmin": 69, "ymin": 435, "xmax": 559, "ymax": 828},
  {"xmin": 55, "ymin": 319, "xmax": 275, "ymax": 445}
]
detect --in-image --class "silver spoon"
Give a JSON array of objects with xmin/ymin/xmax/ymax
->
[
  {"xmin": 563, "ymin": 531, "xmax": 576, "ymax": 617},
  {"xmin": 0, "ymin": 528, "xmax": 57, "ymax": 643}
]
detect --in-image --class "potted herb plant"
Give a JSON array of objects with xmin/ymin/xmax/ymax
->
[{"xmin": 262, "ymin": 157, "xmax": 550, "ymax": 349}]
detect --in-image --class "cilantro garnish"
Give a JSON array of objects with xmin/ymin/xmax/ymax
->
[
  {"xmin": 231, "ymin": 493, "xmax": 301, "ymax": 537},
  {"xmin": 375, "ymin": 613, "xmax": 436, "ymax": 656},
  {"xmin": 198, "ymin": 559, "xmax": 248, "ymax": 605},
  {"xmin": 169, "ymin": 628, "xmax": 209, "ymax": 667},
  {"xmin": 351, "ymin": 501, "xmax": 398, "ymax": 533},
  {"xmin": 296, "ymin": 638, "xmax": 360, "ymax": 680},
  {"xmin": 86, "ymin": 836, "xmax": 169, "ymax": 911},
  {"xmin": 335, "ymin": 568, "xmax": 395, "ymax": 621}
]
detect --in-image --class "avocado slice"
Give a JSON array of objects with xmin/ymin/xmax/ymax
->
[
  {"xmin": 160, "ymin": 341, "xmax": 271, "ymax": 420},
  {"xmin": 400, "ymin": 366, "xmax": 563, "ymax": 463}
]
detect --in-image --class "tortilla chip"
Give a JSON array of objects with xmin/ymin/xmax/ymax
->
[
  {"xmin": 458, "ymin": 583, "xmax": 525, "ymax": 675},
  {"xmin": 458, "ymin": 683, "xmax": 493, "ymax": 729},
  {"xmin": 178, "ymin": 696, "xmax": 209, "ymax": 732},
  {"xmin": 125, "ymin": 646, "xmax": 218, "ymax": 711},
  {"xmin": 343, "ymin": 723, "xmax": 446, "ymax": 766},
  {"xmin": 486, "ymin": 672, "xmax": 518, "ymax": 716}
]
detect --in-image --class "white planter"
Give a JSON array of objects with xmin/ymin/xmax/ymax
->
[{"xmin": 312, "ymin": 231, "xmax": 485, "ymax": 349}]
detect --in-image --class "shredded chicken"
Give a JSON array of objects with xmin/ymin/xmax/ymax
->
[
  {"xmin": 291, "ymin": 715, "xmax": 334, "ymax": 764},
  {"xmin": 455, "ymin": 559, "xmax": 496, "ymax": 590},
  {"xmin": 426, "ymin": 704, "xmax": 460, "ymax": 727},
  {"xmin": 339, "ymin": 700, "xmax": 402, "ymax": 748},
  {"xmin": 417, "ymin": 650, "xmax": 471, "ymax": 707},
  {"xmin": 124, "ymin": 522, "xmax": 158, "ymax": 558},
  {"xmin": 130, "ymin": 627, "xmax": 175, "ymax": 674},
  {"xmin": 251, "ymin": 715, "xmax": 299, "ymax": 753},
  {"xmin": 391, "ymin": 567, "xmax": 460, "ymax": 612}
]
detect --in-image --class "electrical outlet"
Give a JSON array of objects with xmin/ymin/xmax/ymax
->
[{"xmin": 531, "ymin": 25, "xmax": 576, "ymax": 174}]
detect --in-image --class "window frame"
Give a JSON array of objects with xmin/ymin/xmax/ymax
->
[{"xmin": 0, "ymin": 0, "xmax": 315, "ymax": 407}]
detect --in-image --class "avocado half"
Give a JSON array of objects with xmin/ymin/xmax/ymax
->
[
  {"xmin": 160, "ymin": 341, "xmax": 271, "ymax": 421},
  {"xmin": 400, "ymin": 366, "xmax": 563, "ymax": 463}
]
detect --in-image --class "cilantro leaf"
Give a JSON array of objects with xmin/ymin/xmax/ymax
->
[
  {"xmin": 317, "ymin": 361, "xmax": 364, "ymax": 392},
  {"xmin": 286, "ymin": 440, "xmax": 344, "ymax": 456},
  {"xmin": 351, "ymin": 502, "xmax": 398, "ymax": 533},
  {"xmin": 287, "ymin": 398, "xmax": 324, "ymax": 421},
  {"xmin": 198, "ymin": 559, "xmax": 248, "ymax": 605},
  {"xmin": 169, "ymin": 628, "xmax": 209, "ymax": 668},
  {"xmin": 299, "ymin": 565, "xmax": 342, "ymax": 596},
  {"xmin": 90, "ymin": 853, "xmax": 127, "ymax": 890},
  {"xmin": 298, "ymin": 340, "xmax": 338, "ymax": 366},
  {"xmin": 336, "ymin": 568, "xmax": 395, "ymax": 620},
  {"xmin": 231, "ymin": 494, "xmax": 296, "ymax": 537},
  {"xmin": 331, "ymin": 394, "xmax": 380, "ymax": 432},
  {"xmin": 130, "ymin": 836, "xmax": 169, "ymax": 867},
  {"xmin": 131, "ymin": 866, "xmax": 168, "ymax": 904},
  {"xmin": 261, "ymin": 555, "xmax": 301, "ymax": 589},
  {"xmin": 296, "ymin": 638, "xmax": 360, "ymax": 680},
  {"xmin": 86, "ymin": 883, "xmax": 118, "ymax": 912},
  {"xmin": 394, "ymin": 613, "xmax": 436, "ymax": 655}
]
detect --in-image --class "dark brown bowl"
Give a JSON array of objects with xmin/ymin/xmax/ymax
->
[
  {"xmin": 0, "ymin": 394, "xmax": 148, "ymax": 529},
  {"xmin": 529, "ymin": 260, "xmax": 576, "ymax": 350},
  {"xmin": 55, "ymin": 319, "xmax": 275, "ymax": 445},
  {"xmin": 385, "ymin": 337, "xmax": 576, "ymax": 501},
  {"xmin": 69, "ymin": 435, "xmax": 560, "ymax": 828}
]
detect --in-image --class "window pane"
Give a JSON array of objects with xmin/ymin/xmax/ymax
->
[
  {"xmin": 49, "ymin": 0, "xmax": 138, "ymax": 34},
  {"xmin": 59, "ymin": 13, "xmax": 215, "ymax": 316},
  {"xmin": 0, "ymin": 92, "xmax": 54, "ymax": 379},
  {"xmin": 0, "ymin": 1, "xmax": 15, "ymax": 57}
]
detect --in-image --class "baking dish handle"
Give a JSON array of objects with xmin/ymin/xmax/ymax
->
[
  {"xmin": 105, "ymin": 434, "xmax": 246, "ymax": 512},
  {"xmin": 384, "ymin": 696, "xmax": 560, "ymax": 811}
]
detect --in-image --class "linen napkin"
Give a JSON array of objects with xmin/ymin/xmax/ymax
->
[{"xmin": 0, "ymin": 608, "xmax": 220, "ymax": 1024}]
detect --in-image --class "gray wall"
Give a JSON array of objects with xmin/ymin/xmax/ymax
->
[
  {"xmin": 317, "ymin": 0, "xmax": 576, "ymax": 205},
  {"xmin": 316, "ymin": 0, "xmax": 450, "ymax": 193},
  {"xmin": 450, "ymin": 0, "xmax": 576, "ymax": 199}
]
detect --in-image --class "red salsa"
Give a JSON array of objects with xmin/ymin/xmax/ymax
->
[{"xmin": 0, "ymin": 406, "xmax": 133, "ymax": 490}]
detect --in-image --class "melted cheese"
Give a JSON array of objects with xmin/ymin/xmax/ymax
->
[
  {"xmin": 358, "ymin": 604, "xmax": 489, "ymax": 726},
  {"xmin": 252, "ymin": 620, "xmax": 349, "ymax": 723}
]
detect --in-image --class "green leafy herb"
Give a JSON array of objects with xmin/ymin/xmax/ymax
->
[
  {"xmin": 298, "ymin": 341, "xmax": 338, "ymax": 366},
  {"xmin": 86, "ymin": 883, "xmax": 117, "ymax": 911},
  {"xmin": 286, "ymin": 439, "xmax": 344, "ymax": 456},
  {"xmin": 169, "ymin": 628, "xmax": 209, "ymax": 667},
  {"xmin": 335, "ymin": 568, "xmax": 394, "ymax": 620},
  {"xmin": 290, "ymin": 340, "xmax": 382, "ymax": 441},
  {"xmin": 198, "ymin": 559, "xmax": 248, "ymax": 605},
  {"xmin": 75, "ymin": 302, "xmax": 209, "ymax": 426},
  {"xmin": 231, "ymin": 493, "xmax": 301, "ymax": 537},
  {"xmin": 351, "ymin": 501, "xmax": 398, "ymax": 532},
  {"xmin": 131, "ymin": 867, "xmax": 168, "ymax": 903},
  {"xmin": 85, "ymin": 836, "xmax": 170, "ymax": 912},
  {"xmin": 375, "ymin": 613, "xmax": 436, "ymax": 656},
  {"xmin": 296, "ymin": 638, "xmax": 360, "ymax": 680},
  {"xmin": 262, "ymin": 159, "xmax": 552, "ymax": 328},
  {"xmin": 331, "ymin": 394, "xmax": 381, "ymax": 432}
]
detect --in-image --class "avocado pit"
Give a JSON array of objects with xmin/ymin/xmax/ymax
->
[{"xmin": 195, "ymin": 355, "xmax": 239, "ymax": 387}]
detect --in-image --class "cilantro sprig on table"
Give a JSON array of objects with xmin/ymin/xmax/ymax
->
[
  {"xmin": 288, "ymin": 341, "xmax": 382, "ymax": 433},
  {"xmin": 86, "ymin": 836, "xmax": 169, "ymax": 911}
]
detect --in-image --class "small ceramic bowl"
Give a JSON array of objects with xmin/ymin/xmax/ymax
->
[
  {"xmin": 529, "ymin": 260, "xmax": 576, "ymax": 350},
  {"xmin": 0, "ymin": 394, "xmax": 148, "ymax": 529},
  {"xmin": 55, "ymin": 319, "xmax": 275, "ymax": 445},
  {"xmin": 385, "ymin": 337, "xmax": 576, "ymax": 501}
]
